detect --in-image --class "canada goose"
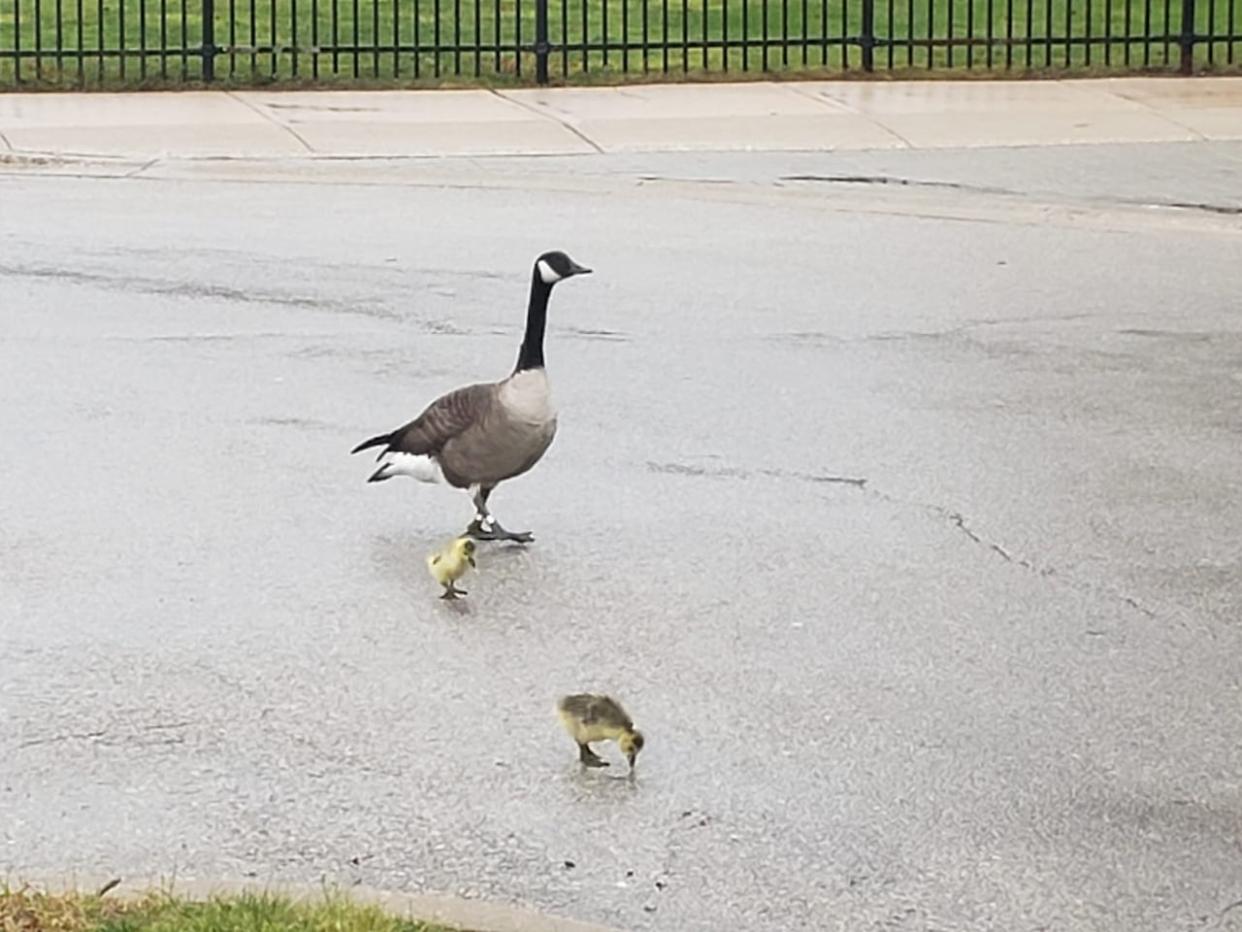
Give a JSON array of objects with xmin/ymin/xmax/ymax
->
[
  {"xmin": 557, "ymin": 693, "xmax": 645, "ymax": 771},
  {"xmin": 351, "ymin": 250, "xmax": 592, "ymax": 543},
  {"xmin": 426, "ymin": 536, "xmax": 476, "ymax": 600}
]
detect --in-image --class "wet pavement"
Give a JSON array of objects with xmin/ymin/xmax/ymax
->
[{"xmin": 3, "ymin": 141, "xmax": 1242, "ymax": 932}]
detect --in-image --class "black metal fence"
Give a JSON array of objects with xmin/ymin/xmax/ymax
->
[{"xmin": 1, "ymin": 0, "xmax": 1239, "ymax": 84}]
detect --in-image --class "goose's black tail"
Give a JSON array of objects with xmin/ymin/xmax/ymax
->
[{"xmin": 351, "ymin": 432, "xmax": 393, "ymax": 456}]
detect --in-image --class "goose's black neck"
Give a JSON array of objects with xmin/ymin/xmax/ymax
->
[{"xmin": 515, "ymin": 269, "xmax": 552, "ymax": 372}]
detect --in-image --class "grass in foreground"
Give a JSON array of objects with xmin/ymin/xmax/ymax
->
[{"xmin": 0, "ymin": 887, "xmax": 459, "ymax": 932}]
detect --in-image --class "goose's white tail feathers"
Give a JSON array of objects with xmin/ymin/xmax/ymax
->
[{"xmin": 368, "ymin": 452, "xmax": 443, "ymax": 484}]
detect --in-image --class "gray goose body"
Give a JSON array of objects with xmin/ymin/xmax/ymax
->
[
  {"xmin": 374, "ymin": 370, "xmax": 557, "ymax": 488},
  {"xmin": 351, "ymin": 250, "xmax": 591, "ymax": 543}
]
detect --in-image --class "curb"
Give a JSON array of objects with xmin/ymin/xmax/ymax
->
[{"xmin": 5, "ymin": 873, "xmax": 621, "ymax": 932}]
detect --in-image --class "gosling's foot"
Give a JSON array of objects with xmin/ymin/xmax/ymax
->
[
  {"xmin": 440, "ymin": 585, "xmax": 467, "ymax": 600},
  {"xmin": 465, "ymin": 518, "xmax": 534, "ymax": 544},
  {"xmin": 579, "ymin": 747, "xmax": 609, "ymax": 768}
]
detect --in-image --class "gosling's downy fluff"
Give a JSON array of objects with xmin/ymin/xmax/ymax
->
[
  {"xmin": 426, "ymin": 536, "xmax": 477, "ymax": 600},
  {"xmin": 557, "ymin": 693, "xmax": 645, "ymax": 771}
]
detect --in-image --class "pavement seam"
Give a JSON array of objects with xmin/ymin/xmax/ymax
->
[
  {"xmin": 1112, "ymin": 95, "xmax": 1212, "ymax": 143},
  {"xmin": 781, "ymin": 83, "xmax": 916, "ymax": 149},
  {"xmin": 1056, "ymin": 78, "xmax": 1209, "ymax": 143},
  {"xmin": 125, "ymin": 156, "xmax": 162, "ymax": 178},
  {"xmin": 490, "ymin": 89, "xmax": 606, "ymax": 155},
  {"xmin": 0, "ymin": 129, "xmax": 12, "ymax": 152},
  {"xmin": 225, "ymin": 90, "xmax": 317, "ymax": 154}
]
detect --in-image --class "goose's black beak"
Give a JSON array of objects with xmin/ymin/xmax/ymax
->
[{"xmin": 568, "ymin": 261, "xmax": 592, "ymax": 276}]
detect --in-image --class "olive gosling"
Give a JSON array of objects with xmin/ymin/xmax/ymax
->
[{"xmin": 557, "ymin": 693, "xmax": 645, "ymax": 771}]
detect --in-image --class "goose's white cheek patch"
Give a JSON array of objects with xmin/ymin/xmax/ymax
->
[{"xmin": 537, "ymin": 259, "xmax": 560, "ymax": 284}]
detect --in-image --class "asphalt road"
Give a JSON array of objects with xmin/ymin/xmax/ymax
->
[{"xmin": 3, "ymin": 142, "xmax": 1242, "ymax": 932}]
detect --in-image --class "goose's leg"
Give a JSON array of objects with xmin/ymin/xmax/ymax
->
[{"xmin": 465, "ymin": 485, "xmax": 534, "ymax": 544}]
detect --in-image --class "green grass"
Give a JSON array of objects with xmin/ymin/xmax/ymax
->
[
  {"xmin": 0, "ymin": 0, "xmax": 1239, "ymax": 85},
  {"xmin": 0, "ymin": 886, "xmax": 459, "ymax": 932}
]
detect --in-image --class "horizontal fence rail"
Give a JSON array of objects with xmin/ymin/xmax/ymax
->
[{"xmin": 1, "ymin": 0, "xmax": 1239, "ymax": 83}]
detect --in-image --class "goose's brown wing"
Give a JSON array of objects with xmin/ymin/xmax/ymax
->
[{"xmin": 382, "ymin": 383, "xmax": 495, "ymax": 457}]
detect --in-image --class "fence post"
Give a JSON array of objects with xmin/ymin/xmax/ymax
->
[
  {"xmin": 860, "ymin": 0, "xmax": 876, "ymax": 71},
  {"xmin": 201, "ymin": 0, "xmax": 216, "ymax": 81},
  {"xmin": 1178, "ymin": 0, "xmax": 1196, "ymax": 74},
  {"xmin": 534, "ymin": 0, "xmax": 550, "ymax": 83}
]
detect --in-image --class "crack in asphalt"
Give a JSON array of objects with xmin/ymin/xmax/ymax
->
[
  {"xmin": 780, "ymin": 173, "xmax": 1242, "ymax": 218},
  {"xmin": 0, "ymin": 261, "xmax": 402, "ymax": 321},
  {"xmin": 866, "ymin": 488, "xmax": 1159, "ymax": 621},
  {"xmin": 17, "ymin": 721, "xmax": 193, "ymax": 749},
  {"xmin": 648, "ymin": 458, "xmax": 1156, "ymax": 621},
  {"xmin": 782, "ymin": 173, "xmax": 1015, "ymax": 197},
  {"xmin": 945, "ymin": 509, "xmax": 1028, "ymax": 565},
  {"xmin": 0, "ymin": 152, "xmax": 64, "ymax": 166},
  {"xmin": 6, "ymin": 158, "xmax": 1239, "ymax": 238},
  {"xmin": 1159, "ymin": 200, "xmax": 1242, "ymax": 216},
  {"xmin": 636, "ymin": 175, "xmax": 740, "ymax": 187},
  {"xmin": 646, "ymin": 460, "xmax": 867, "ymax": 487},
  {"xmin": 766, "ymin": 313, "xmax": 1100, "ymax": 349},
  {"xmin": 17, "ymin": 728, "xmax": 108, "ymax": 748}
]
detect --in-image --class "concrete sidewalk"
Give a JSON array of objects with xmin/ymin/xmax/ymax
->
[{"xmin": 0, "ymin": 77, "xmax": 1240, "ymax": 161}]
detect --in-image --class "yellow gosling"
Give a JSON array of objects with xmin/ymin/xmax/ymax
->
[
  {"xmin": 557, "ymin": 693, "xmax": 645, "ymax": 771},
  {"xmin": 426, "ymin": 537, "xmax": 477, "ymax": 600}
]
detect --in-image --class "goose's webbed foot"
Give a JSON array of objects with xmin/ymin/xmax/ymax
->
[{"xmin": 465, "ymin": 516, "xmax": 534, "ymax": 544}]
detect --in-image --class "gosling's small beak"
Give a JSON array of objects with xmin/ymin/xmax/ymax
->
[
  {"xmin": 626, "ymin": 751, "xmax": 637, "ymax": 770},
  {"xmin": 568, "ymin": 260, "xmax": 592, "ymax": 276},
  {"xmin": 467, "ymin": 555, "xmax": 477, "ymax": 568}
]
